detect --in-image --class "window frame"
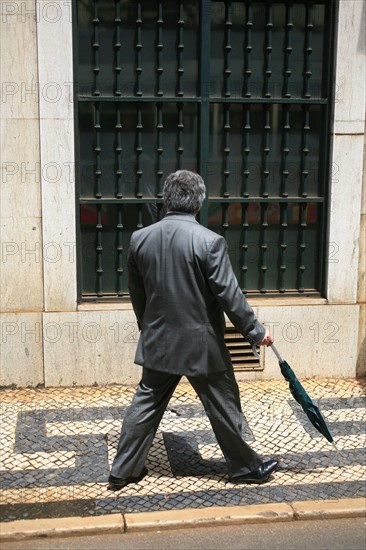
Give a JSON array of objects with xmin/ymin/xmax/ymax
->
[{"xmin": 72, "ymin": 0, "xmax": 337, "ymax": 302}]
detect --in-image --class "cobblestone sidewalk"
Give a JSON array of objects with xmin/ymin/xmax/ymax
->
[{"xmin": 1, "ymin": 379, "xmax": 365, "ymax": 522}]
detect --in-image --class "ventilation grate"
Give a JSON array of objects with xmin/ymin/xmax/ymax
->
[{"xmin": 224, "ymin": 327, "xmax": 263, "ymax": 372}]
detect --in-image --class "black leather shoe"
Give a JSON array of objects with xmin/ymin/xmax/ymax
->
[
  {"xmin": 107, "ymin": 467, "xmax": 148, "ymax": 492},
  {"xmin": 229, "ymin": 460, "xmax": 278, "ymax": 484}
]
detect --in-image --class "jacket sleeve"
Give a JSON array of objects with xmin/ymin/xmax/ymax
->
[
  {"xmin": 205, "ymin": 236, "xmax": 266, "ymax": 345},
  {"xmin": 127, "ymin": 241, "xmax": 146, "ymax": 329}
]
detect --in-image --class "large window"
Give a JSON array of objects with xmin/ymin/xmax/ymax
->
[{"xmin": 74, "ymin": 0, "xmax": 336, "ymax": 300}]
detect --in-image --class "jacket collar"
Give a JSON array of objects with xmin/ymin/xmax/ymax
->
[{"xmin": 163, "ymin": 212, "xmax": 198, "ymax": 223}]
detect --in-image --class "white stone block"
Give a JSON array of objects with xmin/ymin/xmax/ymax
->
[
  {"xmin": 40, "ymin": 118, "xmax": 77, "ymax": 311},
  {"xmin": 326, "ymin": 134, "xmax": 364, "ymax": 304},
  {"xmin": 0, "ymin": 118, "xmax": 42, "ymax": 220},
  {"xmin": 37, "ymin": 0, "xmax": 74, "ymax": 120},
  {"xmin": 0, "ymin": 312, "xmax": 44, "ymax": 386},
  {"xmin": 356, "ymin": 304, "xmax": 366, "ymax": 377},
  {"xmin": 255, "ymin": 304, "xmax": 359, "ymax": 379},
  {"xmin": 0, "ymin": 1, "xmax": 39, "ymax": 120},
  {"xmin": 43, "ymin": 310, "xmax": 142, "ymax": 387},
  {"xmin": 0, "ymin": 217, "xmax": 44, "ymax": 311},
  {"xmin": 334, "ymin": 0, "xmax": 366, "ymax": 134},
  {"xmin": 36, "ymin": 1, "xmax": 77, "ymax": 311}
]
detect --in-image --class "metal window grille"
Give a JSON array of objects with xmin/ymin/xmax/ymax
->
[{"xmin": 73, "ymin": 1, "xmax": 336, "ymax": 301}]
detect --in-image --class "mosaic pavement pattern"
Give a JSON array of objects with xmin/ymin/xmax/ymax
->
[{"xmin": 1, "ymin": 379, "xmax": 365, "ymax": 522}]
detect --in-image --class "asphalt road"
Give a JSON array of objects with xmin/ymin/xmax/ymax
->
[{"xmin": 2, "ymin": 517, "xmax": 365, "ymax": 550}]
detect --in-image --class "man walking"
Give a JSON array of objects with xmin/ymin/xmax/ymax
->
[{"xmin": 108, "ymin": 170, "xmax": 278, "ymax": 491}]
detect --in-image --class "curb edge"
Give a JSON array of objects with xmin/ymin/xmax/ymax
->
[{"xmin": 1, "ymin": 499, "xmax": 365, "ymax": 541}]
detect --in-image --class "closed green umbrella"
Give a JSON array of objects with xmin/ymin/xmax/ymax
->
[{"xmin": 253, "ymin": 344, "xmax": 338, "ymax": 450}]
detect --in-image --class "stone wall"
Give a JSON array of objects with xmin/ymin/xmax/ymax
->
[{"xmin": 0, "ymin": 0, "xmax": 365, "ymax": 386}]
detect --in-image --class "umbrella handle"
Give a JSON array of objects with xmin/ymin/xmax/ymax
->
[
  {"xmin": 271, "ymin": 344, "xmax": 284, "ymax": 363},
  {"xmin": 251, "ymin": 343, "xmax": 285, "ymax": 363}
]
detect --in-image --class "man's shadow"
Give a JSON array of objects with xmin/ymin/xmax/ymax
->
[{"xmin": 162, "ymin": 432, "xmax": 227, "ymax": 477}]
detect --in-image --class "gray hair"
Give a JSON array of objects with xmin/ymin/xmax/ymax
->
[{"xmin": 162, "ymin": 170, "xmax": 206, "ymax": 214}]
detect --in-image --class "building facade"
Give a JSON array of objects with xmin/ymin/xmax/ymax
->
[{"xmin": 1, "ymin": 0, "xmax": 365, "ymax": 387}]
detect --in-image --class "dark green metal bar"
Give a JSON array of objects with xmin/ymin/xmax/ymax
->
[
  {"xmin": 96, "ymin": 204, "xmax": 103, "ymax": 296},
  {"xmin": 224, "ymin": 0, "xmax": 232, "ymax": 97},
  {"xmin": 116, "ymin": 205, "xmax": 124, "ymax": 295},
  {"xmin": 177, "ymin": 0, "xmax": 184, "ymax": 97},
  {"xmin": 283, "ymin": 1, "xmax": 293, "ymax": 98},
  {"xmin": 81, "ymin": 198, "xmax": 163, "ymax": 204},
  {"xmin": 115, "ymin": 103, "xmax": 123, "ymax": 198},
  {"xmin": 79, "ymin": 197, "xmax": 324, "ymax": 204},
  {"xmin": 114, "ymin": 0, "xmax": 122, "ymax": 96},
  {"xmin": 243, "ymin": 0, "xmax": 253, "ymax": 98},
  {"xmin": 136, "ymin": 105, "xmax": 143, "ymax": 197},
  {"xmin": 78, "ymin": 96, "xmax": 328, "ymax": 105},
  {"xmin": 93, "ymin": 102, "xmax": 102, "ymax": 198},
  {"xmin": 262, "ymin": 104, "xmax": 271, "ymax": 197},
  {"xmin": 281, "ymin": 104, "xmax": 290, "ymax": 197},
  {"xmin": 223, "ymin": 103, "xmax": 231, "ymax": 197},
  {"xmin": 156, "ymin": 103, "xmax": 163, "ymax": 196},
  {"xmin": 81, "ymin": 294, "xmax": 131, "ymax": 302},
  {"xmin": 198, "ymin": 0, "xmax": 211, "ymax": 227},
  {"xmin": 78, "ymin": 96, "xmax": 198, "ymax": 103},
  {"xmin": 137, "ymin": 203, "xmax": 143, "ymax": 228},
  {"xmin": 177, "ymin": 102, "xmax": 184, "ymax": 169},
  {"xmin": 81, "ymin": 289, "xmax": 322, "ymax": 302},
  {"xmin": 279, "ymin": 202, "xmax": 288, "ymax": 293},
  {"xmin": 156, "ymin": 0, "xmax": 163, "ymax": 97},
  {"xmin": 241, "ymin": 203, "xmax": 249, "ymax": 292},
  {"xmin": 259, "ymin": 202, "xmax": 268, "ymax": 293},
  {"xmin": 92, "ymin": 0, "xmax": 100, "ymax": 96},
  {"xmin": 303, "ymin": 3, "xmax": 313, "ymax": 99},
  {"xmin": 263, "ymin": 2, "xmax": 273, "ymax": 98},
  {"xmin": 297, "ymin": 202, "xmax": 307, "ymax": 293},
  {"xmin": 135, "ymin": 1, "xmax": 142, "ymax": 96},
  {"xmin": 320, "ymin": 0, "xmax": 338, "ymax": 297},
  {"xmin": 245, "ymin": 289, "xmax": 321, "ymax": 298},
  {"xmin": 242, "ymin": 104, "xmax": 250, "ymax": 197},
  {"xmin": 300, "ymin": 104, "xmax": 310, "ymax": 198},
  {"xmin": 221, "ymin": 203, "xmax": 229, "ymax": 242},
  {"xmin": 207, "ymin": 197, "xmax": 324, "ymax": 203},
  {"xmin": 72, "ymin": 0, "xmax": 83, "ymax": 302}
]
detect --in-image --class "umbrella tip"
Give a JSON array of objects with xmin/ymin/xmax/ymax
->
[{"xmin": 331, "ymin": 441, "xmax": 343, "ymax": 459}]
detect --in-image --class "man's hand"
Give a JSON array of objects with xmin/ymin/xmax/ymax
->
[{"xmin": 259, "ymin": 330, "xmax": 274, "ymax": 347}]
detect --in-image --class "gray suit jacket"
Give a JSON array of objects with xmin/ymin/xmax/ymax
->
[{"xmin": 128, "ymin": 212, "xmax": 265, "ymax": 377}]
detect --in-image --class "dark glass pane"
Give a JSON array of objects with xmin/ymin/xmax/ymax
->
[
  {"xmin": 80, "ymin": 203, "xmax": 161, "ymax": 295},
  {"xmin": 271, "ymin": 4, "xmax": 287, "ymax": 97},
  {"xmin": 275, "ymin": 104, "xmax": 323, "ymax": 197},
  {"xmin": 208, "ymin": 201, "xmax": 320, "ymax": 292},
  {"xmin": 79, "ymin": 102, "xmax": 198, "ymax": 198},
  {"xmin": 208, "ymin": 103, "xmax": 324, "ymax": 197},
  {"xmin": 309, "ymin": 4, "xmax": 325, "ymax": 98},
  {"xmin": 307, "ymin": 106, "xmax": 322, "ymax": 196},
  {"xmin": 77, "ymin": 0, "xmax": 199, "ymax": 97},
  {"xmin": 77, "ymin": 1, "xmax": 119, "ymax": 96},
  {"xmin": 276, "ymin": 104, "xmax": 323, "ymax": 197},
  {"xmin": 280, "ymin": 202, "xmax": 320, "ymax": 291},
  {"xmin": 209, "ymin": 1, "xmax": 326, "ymax": 99},
  {"xmin": 180, "ymin": 3, "xmax": 200, "ymax": 96},
  {"xmin": 160, "ymin": 103, "xmax": 199, "ymax": 177},
  {"xmin": 79, "ymin": 102, "xmax": 94, "ymax": 197},
  {"xmin": 138, "ymin": 1, "xmax": 199, "ymax": 97},
  {"xmin": 210, "ymin": 2, "xmax": 285, "ymax": 98},
  {"xmin": 289, "ymin": 3, "xmax": 306, "ymax": 98},
  {"xmin": 77, "ymin": 1, "xmax": 94, "ymax": 95}
]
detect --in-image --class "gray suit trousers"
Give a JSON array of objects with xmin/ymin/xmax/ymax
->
[{"xmin": 110, "ymin": 366, "xmax": 262, "ymax": 479}]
